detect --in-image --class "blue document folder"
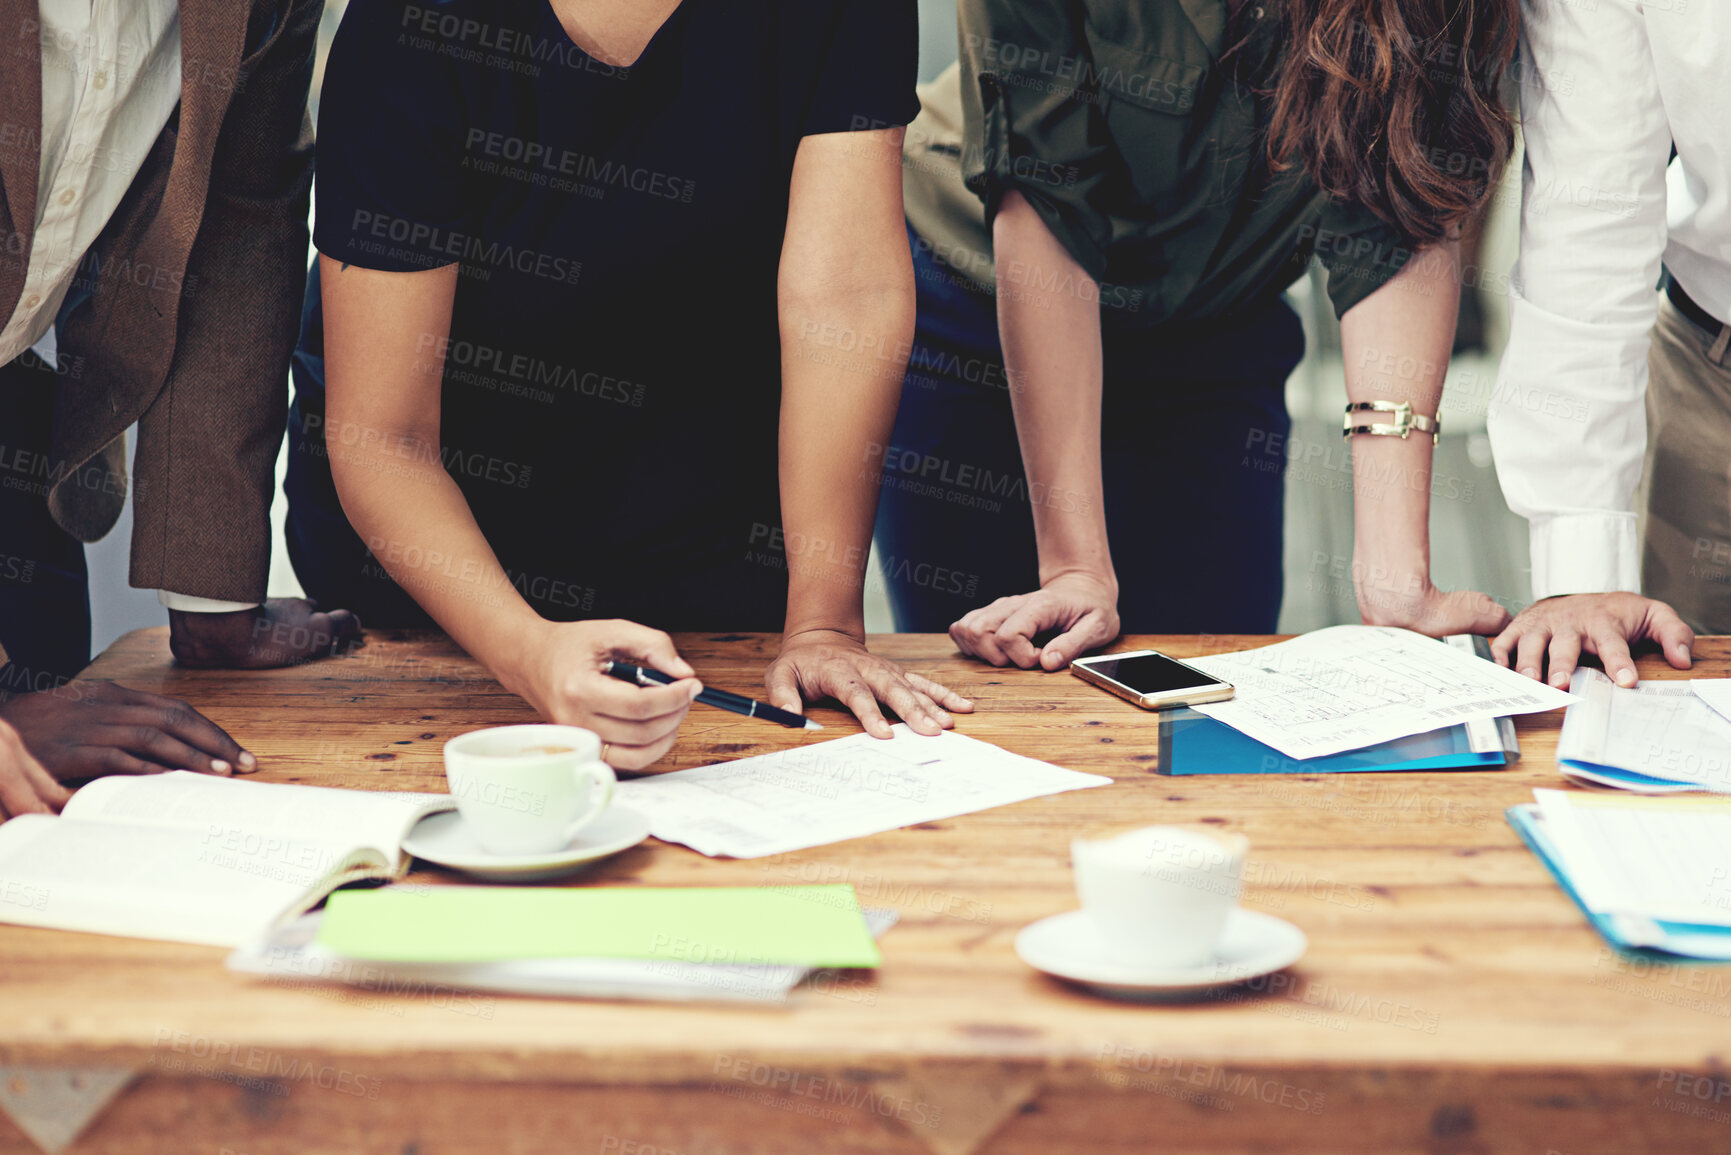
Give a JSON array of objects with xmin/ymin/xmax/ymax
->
[
  {"xmin": 1157, "ymin": 708, "xmax": 1511, "ymax": 776},
  {"xmin": 1555, "ymin": 761, "xmax": 1706, "ymax": 793},
  {"xmin": 1507, "ymin": 803, "xmax": 1731, "ymax": 961},
  {"xmin": 1154, "ymin": 633, "xmax": 1516, "ymax": 776}
]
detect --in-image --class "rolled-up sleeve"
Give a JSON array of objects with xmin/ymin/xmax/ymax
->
[
  {"xmin": 1487, "ymin": 0, "xmax": 1670, "ymax": 599},
  {"xmin": 802, "ymin": 0, "xmax": 920, "ymax": 137},
  {"xmin": 1312, "ymin": 202, "xmax": 1418, "ymax": 321},
  {"xmin": 957, "ymin": 0, "xmax": 1114, "ymax": 279}
]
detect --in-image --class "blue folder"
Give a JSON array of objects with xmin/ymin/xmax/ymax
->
[
  {"xmin": 1507, "ymin": 803, "xmax": 1731, "ymax": 961},
  {"xmin": 1555, "ymin": 759, "xmax": 1717, "ymax": 793},
  {"xmin": 1158, "ymin": 708, "xmax": 1510, "ymax": 776}
]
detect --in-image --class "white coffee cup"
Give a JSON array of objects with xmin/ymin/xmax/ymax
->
[
  {"xmin": 1071, "ymin": 825, "xmax": 1249, "ymax": 969},
  {"xmin": 442, "ymin": 725, "xmax": 616, "ymax": 855}
]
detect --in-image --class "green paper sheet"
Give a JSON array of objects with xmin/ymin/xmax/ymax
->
[{"xmin": 315, "ymin": 885, "xmax": 882, "ymax": 967}]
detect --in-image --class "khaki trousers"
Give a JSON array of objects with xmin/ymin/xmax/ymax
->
[{"xmin": 1640, "ymin": 293, "xmax": 1731, "ymax": 633}]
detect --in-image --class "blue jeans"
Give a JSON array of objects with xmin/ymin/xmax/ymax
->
[{"xmin": 873, "ymin": 225, "xmax": 1303, "ymax": 634}]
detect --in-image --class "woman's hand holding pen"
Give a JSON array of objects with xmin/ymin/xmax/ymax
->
[
  {"xmin": 765, "ymin": 628, "xmax": 973, "ymax": 740},
  {"xmin": 503, "ymin": 619, "xmax": 702, "ymax": 770}
]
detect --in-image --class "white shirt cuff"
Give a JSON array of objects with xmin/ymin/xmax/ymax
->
[
  {"xmin": 1529, "ymin": 514, "xmax": 1641, "ymax": 600},
  {"xmin": 157, "ymin": 590, "xmax": 261, "ymax": 614}
]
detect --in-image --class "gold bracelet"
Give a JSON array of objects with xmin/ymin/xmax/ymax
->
[{"xmin": 1342, "ymin": 400, "xmax": 1441, "ymax": 446}]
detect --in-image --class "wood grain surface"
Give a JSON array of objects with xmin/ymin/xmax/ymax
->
[{"xmin": 2, "ymin": 629, "xmax": 1726, "ymax": 1155}]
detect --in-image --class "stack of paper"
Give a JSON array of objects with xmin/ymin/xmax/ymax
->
[
  {"xmin": 1157, "ymin": 634, "xmax": 1519, "ymax": 776},
  {"xmin": 229, "ymin": 885, "xmax": 894, "ymax": 1004},
  {"xmin": 1555, "ymin": 669, "xmax": 1731, "ymax": 793},
  {"xmin": 617, "ymin": 724, "xmax": 1110, "ymax": 858},
  {"xmin": 1184, "ymin": 626, "xmax": 1573, "ymax": 761},
  {"xmin": 1509, "ymin": 790, "xmax": 1731, "ymax": 959}
]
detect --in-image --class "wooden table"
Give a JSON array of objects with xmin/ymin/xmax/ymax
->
[{"xmin": 2, "ymin": 629, "xmax": 1728, "ymax": 1155}]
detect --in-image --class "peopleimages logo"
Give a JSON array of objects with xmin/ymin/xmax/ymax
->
[
  {"xmin": 963, "ymin": 35, "xmax": 1197, "ymax": 112},
  {"xmin": 710, "ymin": 1057, "xmax": 943, "ymax": 1129},
  {"xmin": 871, "ymin": 440, "xmax": 1091, "ymax": 514},
  {"xmin": 398, "ymin": 4, "xmax": 631, "ymax": 79},
  {"xmin": 464, "ymin": 130, "xmax": 696, "ymax": 202},
  {"xmin": 151, "ymin": 1029, "xmax": 382, "ymax": 1100},
  {"xmin": 414, "ymin": 335, "xmax": 647, "ymax": 406},
  {"xmin": 1094, "ymin": 1045, "xmax": 1327, "ymax": 1113},
  {"xmin": 314, "ymin": 415, "xmax": 535, "ymax": 490},
  {"xmin": 346, "ymin": 210, "xmax": 582, "ymax": 284},
  {"xmin": 359, "ymin": 535, "xmax": 597, "ymax": 611}
]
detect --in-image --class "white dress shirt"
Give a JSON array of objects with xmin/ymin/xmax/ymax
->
[
  {"xmin": 1, "ymin": 1, "xmax": 255, "ymax": 613},
  {"xmin": 0, "ymin": 0, "xmax": 182, "ymax": 366},
  {"xmin": 1489, "ymin": 0, "xmax": 1731, "ymax": 600}
]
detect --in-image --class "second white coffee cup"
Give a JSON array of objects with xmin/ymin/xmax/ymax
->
[
  {"xmin": 1072, "ymin": 825, "xmax": 1249, "ymax": 970},
  {"xmin": 443, "ymin": 724, "xmax": 616, "ymax": 856}
]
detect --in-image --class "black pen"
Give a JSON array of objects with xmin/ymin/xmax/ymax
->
[{"xmin": 601, "ymin": 660, "xmax": 824, "ymax": 730}]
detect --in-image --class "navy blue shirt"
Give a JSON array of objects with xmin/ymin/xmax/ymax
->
[{"xmin": 315, "ymin": 0, "xmax": 918, "ymax": 628}]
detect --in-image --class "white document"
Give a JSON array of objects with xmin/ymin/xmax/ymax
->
[
  {"xmin": 1556, "ymin": 669, "xmax": 1731, "ymax": 792},
  {"xmin": 1184, "ymin": 626, "xmax": 1573, "ymax": 760},
  {"xmin": 1691, "ymin": 680, "xmax": 1731, "ymax": 727},
  {"xmin": 616, "ymin": 725, "xmax": 1111, "ymax": 858},
  {"xmin": 1533, "ymin": 789, "xmax": 1731, "ymax": 927}
]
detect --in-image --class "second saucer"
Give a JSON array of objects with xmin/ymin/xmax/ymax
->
[{"xmin": 1015, "ymin": 907, "xmax": 1307, "ymax": 1000}]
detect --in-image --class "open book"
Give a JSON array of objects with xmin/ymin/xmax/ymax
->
[{"xmin": 0, "ymin": 771, "xmax": 452, "ymax": 947}]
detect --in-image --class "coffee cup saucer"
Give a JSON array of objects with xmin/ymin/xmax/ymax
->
[
  {"xmin": 402, "ymin": 806, "xmax": 652, "ymax": 882},
  {"xmin": 1014, "ymin": 908, "xmax": 1307, "ymax": 1000}
]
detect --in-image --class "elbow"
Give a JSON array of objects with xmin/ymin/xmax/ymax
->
[
  {"xmin": 991, "ymin": 190, "xmax": 1095, "ymax": 289},
  {"xmin": 324, "ymin": 424, "xmax": 371, "ymax": 516},
  {"xmin": 991, "ymin": 191, "xmax": 1040, "ymax": 263},
  {"xmin": 325, "ymin": 420, "xmax": 431, "ymax": 508},
  {"xmin": 779, "ymin": 273, "xmax": 916, "ymax": 347},
  {"xmin": 992, "ymin": 189, "xmax": 1037, "ymax": 238}
]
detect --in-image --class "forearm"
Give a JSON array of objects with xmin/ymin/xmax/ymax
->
[
  {"xmin": 993, "ymin": 192, "xmax": 1113, "ymax": 591},
  {"xmin": 775, "ymin": 127, "xmax": 917, "ymax": 642},
  {"xmin": 321, "ymin": 258, "xmax": 544, "ymax": 690},
  {"xmin": 1339, "ymin": 241, "xmax": 1460, "ymax": 614},
  {"xmin": 778, "ymin": 281, "xmax": 913, "ymax": 640},
  {"xmin": 329, "ymin": 434, "xmax": 544, "ymax": 664}
]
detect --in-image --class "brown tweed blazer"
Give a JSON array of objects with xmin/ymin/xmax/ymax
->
[{"xmin": 0, "ymin": 0, "xmax": 319, "ymax": 602}]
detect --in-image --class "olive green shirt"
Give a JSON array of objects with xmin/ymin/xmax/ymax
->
[{"xmin": 905, "ymin": 0, "xmax": 1418, "ymax": 327}]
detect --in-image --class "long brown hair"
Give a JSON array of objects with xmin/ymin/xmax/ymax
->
[{"xmin": 1265, "ymin": 0, "xmax": 1518, "ymax": 245}]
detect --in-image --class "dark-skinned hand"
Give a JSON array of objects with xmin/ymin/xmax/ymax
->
[{"xmin": 0, "ymin": 681, "xmax": 253, "ymax": 815}]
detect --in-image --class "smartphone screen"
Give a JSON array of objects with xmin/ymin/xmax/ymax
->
[{"xmin": 1082, "ymin": 653, "xmax": 1222, "ymax": 694}]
